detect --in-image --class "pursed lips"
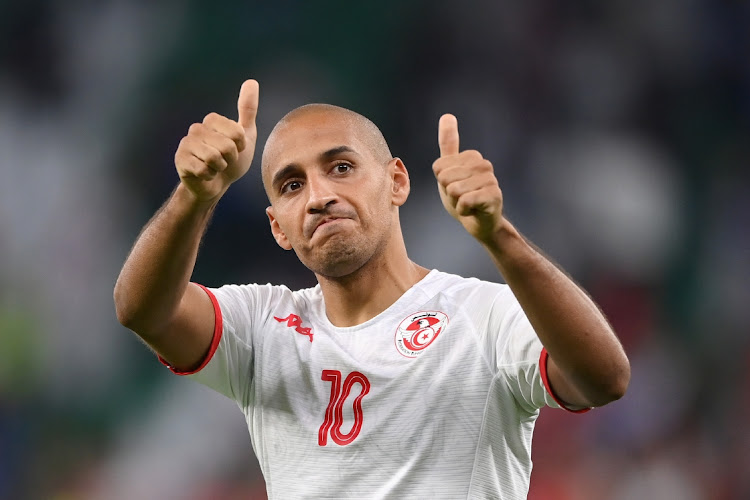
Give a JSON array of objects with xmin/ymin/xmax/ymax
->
[{"xmin": 307, "ymin": 216, "xmax": 348, "ymax": 237}]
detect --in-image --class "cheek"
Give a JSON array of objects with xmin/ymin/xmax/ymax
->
[
  {"xmin": 363, "ymin": 191, "xmax": 393, "ymax": 228},
  {"xmin": 273, "ymin": 203, "xmax": 303, "ymax": 240}
]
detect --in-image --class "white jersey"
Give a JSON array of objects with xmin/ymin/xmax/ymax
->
[{"xmin": 163, "ymin": 270, "xmax": 586, "ymax": 499}]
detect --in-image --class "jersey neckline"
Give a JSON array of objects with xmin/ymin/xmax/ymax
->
[{"xmin": 310, "ymin": 269, "xmax": 441, "ymax": 334}]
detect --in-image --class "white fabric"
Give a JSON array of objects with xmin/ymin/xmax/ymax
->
[{"xmin": 187, "ymin": 270, "xmax": 564, "ymax": 499}]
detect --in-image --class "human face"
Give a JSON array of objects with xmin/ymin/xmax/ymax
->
[{"xmin": 264, "ymin": 111, "xmax": 407, "ymax": 278}]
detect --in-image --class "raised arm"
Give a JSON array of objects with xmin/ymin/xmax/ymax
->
[
  {"xmin": 114, "ymin": 79, "xmax": 259, "ymax": 371},
  {"xmin": 432, "ymin": 114, "xmax": 630, "ymax": 408}
]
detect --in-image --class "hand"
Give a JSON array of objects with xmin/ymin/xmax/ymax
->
[
  {"xmin": 432, "ymin": 114, "xmax": 505, "ymax": 244},
  {"xmin": 174, "ymin": 79, "xmax": 259, "ymax": 203}
]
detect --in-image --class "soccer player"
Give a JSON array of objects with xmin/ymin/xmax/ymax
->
[{"xmin": 114, "ymin": 79, "xmax": 630, "ymax": 499}]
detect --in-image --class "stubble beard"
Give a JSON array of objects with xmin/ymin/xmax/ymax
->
[
  {"xmin": 303, "ymin": 234, "xmax": 371, "ymax": 279},
  {"xmin": 298, "ymin": 204, "xmax": 394, "ymax": 279},
  {"xmin": 301, "ymin": 220, "xmax": 392, "ymax": 280}
]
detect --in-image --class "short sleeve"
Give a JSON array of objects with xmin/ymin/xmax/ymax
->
[
  {"xmin": 487, "ymin": 286, "xmax": 590, "ymax": 414},
  {"xmin": 177, "ymin": 282, "xmax": 281, "ymax": 406}
]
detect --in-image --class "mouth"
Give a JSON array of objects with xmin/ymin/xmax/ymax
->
[
  {"xmin": 310, "ymin": 216, "xmax": 349, "ymax": 237},
  {"xmin": 314, "ymin": 217, "xmax": 342, "ymax": 232}
]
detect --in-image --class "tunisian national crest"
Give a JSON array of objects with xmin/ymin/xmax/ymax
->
[{"xmin": 394, "ymin": 311, "xmax": 449, "ymax": 358}]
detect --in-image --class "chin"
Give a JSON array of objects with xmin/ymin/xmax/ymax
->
[{"xmin": 302, "ymin": 240, "xmax": 370, "ymax": 279}]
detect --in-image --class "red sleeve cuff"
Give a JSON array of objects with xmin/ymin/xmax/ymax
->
[
  {"xmin": 158, "ymin": 283, "xmax": 223, "ymax": 376},
  {"xmin": 539, "ymin": 347, "xmax": 591, "ymax": 414}
]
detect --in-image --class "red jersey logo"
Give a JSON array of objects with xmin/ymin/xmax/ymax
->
[
  {"xmin": 394, "ymin": 311, "xmax": 448, "ymax": 358},
  {"xmin": 274, "ymin": 314, "xmax": 314, "ymax": 342}
]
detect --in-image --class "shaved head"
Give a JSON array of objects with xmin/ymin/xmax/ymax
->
[{"xmin": 261, "ymin": 104, "xmax": 392, "ymax": 192}]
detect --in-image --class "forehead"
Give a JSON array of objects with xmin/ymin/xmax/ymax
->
[{"xmin": 262, "ymin": 111, "xmax": 370, "ymax": 177}]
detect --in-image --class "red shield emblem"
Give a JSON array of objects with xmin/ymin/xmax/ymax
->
[{"xmin": 394, "ymin": 311, "xmax": 449, "ymax": 358}]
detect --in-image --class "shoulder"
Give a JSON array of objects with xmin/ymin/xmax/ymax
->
[
  {"xmin": 420, "ymin": 271, "xmax": 524, "ymax": 331},
  {"xmin": 209, "ymin": 281, "xmax": 318, "ymax": 298},
  {"xmin": 205, "ymin": 282, "xmax": 322, "ymax": 320},
  {"xmin": 425, "ymin": 270, "xmax": 511, "ymax": 302}
]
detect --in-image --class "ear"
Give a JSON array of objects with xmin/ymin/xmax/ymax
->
[
  {"xmin": 389, "ymin": 157, "xmax": 410, "ymax": 207},
  {"xmin": 266, "ymin": 206, "xmax": 293, "ymax": 250}
]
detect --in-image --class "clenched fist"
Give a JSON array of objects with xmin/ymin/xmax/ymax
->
[
  {"xmin": 432, "ymin": 114, "xmax": 505, "ymax": 244},
  {"xmin": 174, "ymin": 79, "xmax": 259, "ymax": 202}
]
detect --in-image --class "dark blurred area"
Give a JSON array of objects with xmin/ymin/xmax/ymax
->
[{"xmin": 1, "ymin": 1, "xmax": 748, "ymax": 499}]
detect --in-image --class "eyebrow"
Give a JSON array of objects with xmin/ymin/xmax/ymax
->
[
  {"xmin": 321, "ymin": 145, "xmax": 358, "ymax": 160},
  {"xmin": 271, "ymin": 145, "xmax": 360, "ymax": 190}
]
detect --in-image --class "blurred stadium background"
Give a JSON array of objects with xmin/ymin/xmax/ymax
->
[{"xmin": 1, "ymin": 0, "xmax": 749, "ymax": 498}]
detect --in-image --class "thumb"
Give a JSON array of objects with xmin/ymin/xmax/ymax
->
[
  {"xmin": 237, "ymin": 79, "xmax": 259, "ymax": 131},
  {"xmin": 438, "ymin": 113, "xmax": 459, "ymax": 157}
]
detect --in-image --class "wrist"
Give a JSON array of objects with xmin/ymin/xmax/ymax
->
[
  {"xmin": 480, "ymin": 218, "xmax": 537, "ymax": 272},
  {"xmin": 173, "ymin": 183, "xmax": 223, "ymax": 214},
  {"xmin": 480, "ymin": 218, "xmax": 522, "ymax": 253}
]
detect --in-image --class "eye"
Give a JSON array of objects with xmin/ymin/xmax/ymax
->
[
  {"xmin": 280, "ymin": 180, "xmax": 303, "ymax": 194},
  {"xmin": 333, "ymin": 162, "xmax": 353, "ymax": 174}
]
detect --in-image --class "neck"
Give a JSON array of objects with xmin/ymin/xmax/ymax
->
[{"xmin": 316, "ymin": 234, "xmax": 429, "ymax": 327}]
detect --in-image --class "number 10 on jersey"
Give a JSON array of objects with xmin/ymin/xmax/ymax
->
[{"xmin": 319, "ymin": 370, "xmax": 371, "ymax": 446}]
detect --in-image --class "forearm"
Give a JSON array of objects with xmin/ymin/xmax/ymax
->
[
  {"xmin": 483, "ymin": 219, "xmax": 630, "ymax": 406},
  {"xmin": 432, "ymin": 114, "xmax": 629, "ymax": 406},
  {"xmin": 114, "ymin": 184, "xmax": 218, "ymax": 336}
]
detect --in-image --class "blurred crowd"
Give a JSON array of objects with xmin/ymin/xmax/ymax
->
[{"xmin": 1, "ymin": 0, "xmax": 749, "ymax": 498}]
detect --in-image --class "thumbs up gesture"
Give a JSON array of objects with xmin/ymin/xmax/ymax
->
[
  {"xmin": 432, "ymin": 114, "xmax": 505, "ymax": 244},
  {"xmin": 174, "ymin": 79, "xmax": 259, "ymax": 203}
]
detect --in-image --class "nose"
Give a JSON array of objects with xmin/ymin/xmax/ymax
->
[{"xmin": 304, "ymin": 174, "xmax": 337, "ymax": 213}]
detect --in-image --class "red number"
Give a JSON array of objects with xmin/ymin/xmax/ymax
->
[
  {"xmin": 319, "ymin": 370, "xmax": 341, "ymax": 446},
  {"xmin": 318, "ymin": 370, "xmax": 371, "ymax": 446}
]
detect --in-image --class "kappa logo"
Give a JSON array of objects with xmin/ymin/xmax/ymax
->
[
  {"xmin": 274, "ymin": 314, "xmax": 314, "ymax": 342},
  {"xmin": 394, "ymin": 311, "xmax": 449, "ymax": 358}
]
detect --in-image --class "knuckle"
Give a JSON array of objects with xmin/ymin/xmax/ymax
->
[
  {"xmin": 218, "ymin": 138, "xmax": 238, "ymax": 157},
  {"xmin": 203, "ymin": 112, "xmax": 220, "ymax": 124},
  {"xmin": 463, "ymin": 150, "xmax": 483, "ymax": 161},
  {"xmin": 187, "ymin": 156, "xmax": 204, "ymax": 172},
  {"xmin": 199, "ymin": 169, "xmax": 216, "ymax": 180},
  {"xmin": 175, "ymin": 147, "xmax": 192, "ymax": 167},
  {"xmin": 214, "ymin": 157, "xmax": 229, "ymax": 171},
  {"xmin": 206, "ymin": 149, "xmax": 223, "ymax": 165},
  {"xmin": 223, "ymin": 149, "xmax": 238, "ymax": 164},
  {"xmin": 432, "ymin": 158, "xmax": 446, "ymax": 173},
  {"xmin": 235, "ymin": 137, "xmax": 247, "ymax": 153},
  {"xmin": 178, "ymin": 161, "xmax": 196, "ymax": 178},
  {"xmin": 483, "ymin": 171, "xmax": 499, "ymax": 186},
  {"xmin": 231, "ymin": 122, "xmax": 246, "ymax": 139},
  {"xmin": 188, "ymin": 123, "xmax": 203, "ymax": 135},
  {"xmin": 180, "ymin": 135, "xmax": 197, "ymax": 150},
  {"xmin": 445, "ymin": 183, "xmax": 461, "ymax": 198},
  {"xmin": 194, "ymin": 168, "xmax": 213, "ymax": 181}
]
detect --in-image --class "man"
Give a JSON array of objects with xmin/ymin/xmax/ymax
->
[{"xmin": 114, "ymin": 79, "xmax": 630, "ymax": 499}]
